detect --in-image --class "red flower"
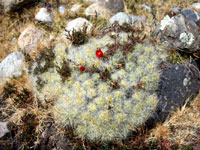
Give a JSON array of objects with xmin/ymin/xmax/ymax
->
[
  {"xmin": 80, "ymin": 66, "xmax": 85, "ymax": 72},
  {"xmin": 96, "ymin": 49, "xmax": 103, "ymax": 59}
]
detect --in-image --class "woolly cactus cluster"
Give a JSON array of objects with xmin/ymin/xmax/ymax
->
[{"xmin": 30, "ymin": 30, "xmax": 168, "ymax": 141}]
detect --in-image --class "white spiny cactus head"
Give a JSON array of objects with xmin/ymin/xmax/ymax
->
[{"xmin": 30, "ymin": 30, "xmax": 169, "ymax": 141}]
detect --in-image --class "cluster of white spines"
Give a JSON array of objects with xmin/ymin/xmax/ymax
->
[{"xmin": 31, "ymin": 32, "xmax": 168, "ymax": 141}]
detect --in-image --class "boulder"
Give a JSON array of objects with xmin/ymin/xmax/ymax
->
[
  {"xmin": 18, "ymin": 25, "xmax": 45, "ymax": 55},
  {"xmin": 156, "ymin": 14, "xmax": 200, "ymax": 53},
  {"xmin": 0, "ymin": 52, "xmax": 26, "ymax": 87},
  {"xmin": 157, "ymin": 62, "xmax": 200, "ymax": 122},
  {"xmin": 0, "ymin": 0, "xmax": 34, "ymax": 13}
]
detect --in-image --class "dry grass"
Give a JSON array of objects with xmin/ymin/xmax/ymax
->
[{"xmin": 148, "ymin": 94, "xmax": 200, "ymax": 146}]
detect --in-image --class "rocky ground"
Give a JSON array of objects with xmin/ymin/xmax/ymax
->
[{"xmin": 0, "ymin": 0, "xmax": 200, "ymax": 149}]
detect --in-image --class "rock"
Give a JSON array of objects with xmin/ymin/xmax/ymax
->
[
  {"xmin": 191, "ymin": 3, "xmax": 200, "ymax": 10},
  {"xmin": 156, "ymin": 62, "xmax": 200, "ymax": 122},
  {"xmin": 58, "ymin": 5, "xmax": 66, "ymax": 15},
  {"xmin": 109, "ymin": 12, "xmax": 131, "ymax": 25},
  {"xmin": 156, "ymin": 14, "xmax": 200, "ymax": 53},
  {"xmin": 84, "ymin": 0, "xmax": 98, "ymax": 2},
  {"xmin": 64, "ymin": 17, "xmax": 93, "ymax": 35},
  {"xmin": 139, "ymin": 4, "xmax": 152, "ymax": 12},
  {"xmin": 0, "ymin": 0, "xmax": 34, "ymax": 12},
  {"xmin": 69, "ymin": 4, "xmax": 82, "ymax": 15},
  {"xmin": 35, "ymin": 7, "xmax": 54, "ymax": 23},
  {"xmin": 85, "ymin": 2, "xmax": 113, "ymax": 19},
  {"xmin": 181, "ymin": 9, "xmax": 200, "ymax": 26},
  {"xmin": 129, "ymin": 15, "xmax": 146, "ymax": 24},
  {"xmin": 18, "ymin": 25, "xmax": 45, "ymax": 55},
  {"xmin": 0, "ymin": 122, "xmax": 9, "ymax": 138},
  {"xmin": 38, "ymin": 126, "xmax": 73, "ymax": 149},
  {"xmin": 109, "ymin": 12, "xmax": 146, "ymax": 25},
  {"xmin": 170, "ymin": 7, "xmax": 181, "ymax": 15},
  {"xmin": 99, "ymin": 0, "xmax": 124, "ymax": 14},
  {"xmin": 0, "ymin": 52, "xmax": 26, "ymax": 87}
]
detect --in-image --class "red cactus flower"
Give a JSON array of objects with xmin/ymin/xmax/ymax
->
[
  {"xmin": 96, "ymin": 49, "xmax": 103, "ymax": 59},
  {"xmin": 80, "ymin": 66, "xmax": 85, "ymax": 72}
]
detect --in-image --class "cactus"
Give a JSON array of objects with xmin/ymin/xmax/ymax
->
[{"xmin": 30, "ymin": 28, "xmax": 169, "ymax": 141}]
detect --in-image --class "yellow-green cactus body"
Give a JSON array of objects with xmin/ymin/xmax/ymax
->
[{"xmin": 30, "ymin": 31, "xmax": 168, "ymax": 141}]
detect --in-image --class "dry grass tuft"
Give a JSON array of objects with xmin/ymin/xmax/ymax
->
[{"xmin": 148, "ymin": 94, "xmax": 200, "ymax": 146}]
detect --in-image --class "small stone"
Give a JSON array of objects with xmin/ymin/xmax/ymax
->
[
  {"xmin": 170, "ymin": 7, "xmax": 181, "ymax": 15},
  {"xmin": 109, "ymin": 12, "xmax": 146, "ymax": 25},
  {"xmin": 99, "ymin": 0, "xmax": 124, "ymax": 14},
  {"xmin": 130, "ymin": 15, "xmax": 146, "ymax": 24},
  {"xmin": 0, "ymin": 122, "xmax": 9, "ymax": 138},
  {"xmin": 139, "ymin": 4, "xmax": 152, "ymax": 12},
  {"xmin": 18, "ymin": 25, "xmax": 45, "ymax": 55},
  {"xmin": 35, "ymin": 7, "xmax": 54, "ymax": 23},
  {"xmin": 64, "ymin": 17, "xmax": 93, "ymax": 35},
  {"xmin": 191, "ymin": 3, "xmax": 200, "ymax": 10},
  {"xmin": 0, "ymin": 52, "xmax": 26, "ymax": 87},
  {"xmin": 84, "ymin": 0, "xmax": 98, "ymax": 2},
  {"xmin": 59, "ymin": 5, "xmax": 66, "ymax": 15},
  {"xmin": 69, "ymin": 4, "xmax": 82, "ymax": 15},
  {"xmin": 85, "ymin": 2, "xmax": 112, "ymax": 19},
  {"xmin": 109, "ymin": 12, "xmax": 132, "ymax": 25}
]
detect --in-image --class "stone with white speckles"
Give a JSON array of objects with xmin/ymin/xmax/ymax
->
[{"xmin": 156, "ymin": 14, "xmax": 200, "ymax": 52}]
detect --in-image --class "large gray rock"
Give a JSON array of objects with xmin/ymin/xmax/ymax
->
[
  {"xmin": 0, "ymin": 52, "xmax": 26, "ymax": 87},
  {"xmin": 0, "ymin": 0, "xmax": 34, "ymax": 12},
  {"xmin": 157, "ymin": 14, "xmax": 200, "ymax": 53},
  {"xmin": 157, "ymin": 62, "xmax": 200, "ymax": 121},
  {"xmin": 146, "ymin": 62, "xmax": 200, "ymax": 127}
]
